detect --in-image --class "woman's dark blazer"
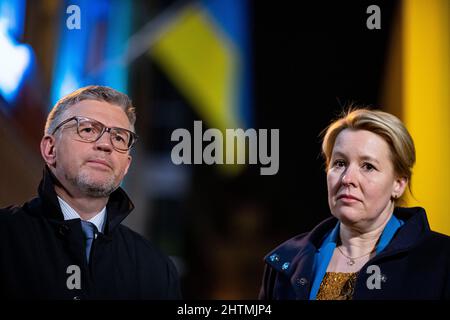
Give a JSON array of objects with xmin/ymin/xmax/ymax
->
[{"xmin": 259, "ymin": 207, "xmax": 450, "ymax": 300}]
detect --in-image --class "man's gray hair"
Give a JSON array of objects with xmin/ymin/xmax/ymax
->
[{"xmin": 45, "ymin": 85, "xmax": 136, "ymax": 134}]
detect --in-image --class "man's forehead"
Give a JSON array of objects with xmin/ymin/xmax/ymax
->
[{"xmin": 62, "ymin": 100, "xmax": 130, "ymax": 127}]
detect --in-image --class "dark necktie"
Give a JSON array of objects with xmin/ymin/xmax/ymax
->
[{"xmin": 81, "ymin": 220, "xmax": 97, "ymax": 263}]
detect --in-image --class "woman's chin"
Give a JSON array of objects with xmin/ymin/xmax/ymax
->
[{"xmin": 332, "ymin": 206, "xmax": 364, "ymax": 225}]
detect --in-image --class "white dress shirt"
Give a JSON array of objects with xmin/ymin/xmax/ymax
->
[{"xmin": 57, "ymin": 196, "xmax": 106, "ymax": 233}]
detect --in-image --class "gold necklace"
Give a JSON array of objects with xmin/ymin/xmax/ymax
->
[{"xmin": 337, "ymin": 246, "xmax": 374, "ymax": 266}]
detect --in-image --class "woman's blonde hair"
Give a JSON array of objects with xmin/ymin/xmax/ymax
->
[{"xmin": 321, "ymin": 108, "xmax": 416, "ymax": 196}]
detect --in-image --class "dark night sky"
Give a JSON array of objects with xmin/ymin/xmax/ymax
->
[{"xmin": 252, "ymin": 0, "xmax": 397, "ymax": 236}]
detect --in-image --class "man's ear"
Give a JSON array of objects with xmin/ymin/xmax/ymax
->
[
  {"xmin": 123, "ymin": 154, "xmax": 132, "ymax": 176},
  {"xmin": 40, "ymin": 135, "xmax": 57, "ymax": 167}
]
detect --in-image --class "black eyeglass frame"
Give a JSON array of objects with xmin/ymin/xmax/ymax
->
[{"xmin": 51, "ymin": 116, "xmax": 138, "ymax": 151}]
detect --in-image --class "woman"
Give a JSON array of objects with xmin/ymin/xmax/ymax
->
[{"xmin": 259, "ymin": 108, "xmax": 450, "ymax": 300}]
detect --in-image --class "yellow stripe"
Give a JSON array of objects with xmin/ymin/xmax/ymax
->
[
  {"xmin": 151, "ymin": 4, "xmax": 240, "ymax": 132},
  {"xmin": 151, "ymin": 4, "xmax": 245, "ymax": 174},
  {"xmin": 403, "ymin": 0, "xmax": 450, "ymax": 235}
]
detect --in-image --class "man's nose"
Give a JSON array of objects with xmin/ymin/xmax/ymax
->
[{"xmin": 94, "ymin": 131, "xmax": 113, "ymax": 152}]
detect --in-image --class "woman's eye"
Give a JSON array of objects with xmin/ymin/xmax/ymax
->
[
  {"xmin": 333, "ymin": 160, "xmax": 346, "ymax": 168},
  {"xmin": 362, "ymin": 163, "xmax": 376, "ymax": 171}
]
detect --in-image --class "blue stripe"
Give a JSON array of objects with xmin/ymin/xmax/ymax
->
[
  {"xmin": 309, "ymin": 222, "xmax": 340, "ymax": 300},
  {"xmin": 376, "ymin": 213, "xmax": 404, "ymax": 254},
  {"xmin": 201, "ymin": 0, "xmax": 253, "ymax": 128},
  {"xmin": 201, "ymin": 0, "xmax": 247, "ymax": 50}
]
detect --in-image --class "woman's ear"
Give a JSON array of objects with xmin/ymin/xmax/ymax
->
[
  {"xmin": 40, "ymin": 135, "xmax": 57, "ymax": 167},
  {"xmin": 392, "ymin": 176, "xmax": 408, "ymax": 199}
]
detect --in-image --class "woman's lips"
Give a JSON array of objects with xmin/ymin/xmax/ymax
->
[{"xmin": 337, "ymin": 194, "xmax": 360, "ymax": 203}]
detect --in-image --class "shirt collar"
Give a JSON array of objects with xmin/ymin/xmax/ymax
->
[{"xmin": 57, "ymin": 196, "xmax": 106, "ymax": 233}]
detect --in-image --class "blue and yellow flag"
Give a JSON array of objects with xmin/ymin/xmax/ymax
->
[{"xmin": 150, "ymin": 0, "xmax": 252, "ymax": 134}]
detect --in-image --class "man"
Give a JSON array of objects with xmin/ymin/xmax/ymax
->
[{"xmin": 0, "ymin": 85, "xmax": 181, "ymax": 299}]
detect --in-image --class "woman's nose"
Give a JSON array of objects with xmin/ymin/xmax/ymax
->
[{"xmin": 341, "ymin": 165, "xmax": 357, "ymax": 186}]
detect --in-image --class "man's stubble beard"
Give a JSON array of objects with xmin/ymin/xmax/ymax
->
[{"xmin": 65, "ymin": 168, "xmax": 118, "ymax": 198}]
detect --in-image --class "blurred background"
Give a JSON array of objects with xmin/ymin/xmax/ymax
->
[{"xmin": 0, "ymin": 0, "xmax": 448, "ymax": 299}]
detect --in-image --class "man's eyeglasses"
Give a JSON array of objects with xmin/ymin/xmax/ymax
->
[{"xmin": 52, "ymin": 116, "xmax": 138, "ymax": 152}]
